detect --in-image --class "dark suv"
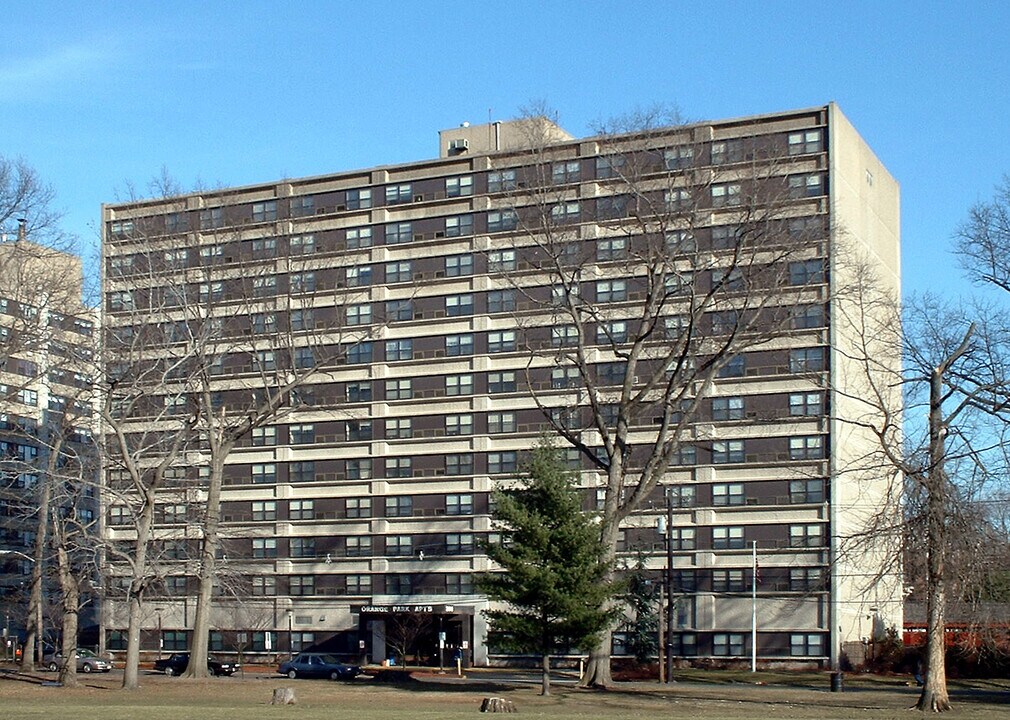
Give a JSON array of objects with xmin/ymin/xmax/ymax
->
[
  {"xmin": 153, "ymin": 653, "xmax": 240, "ymax": 676},
  {"xmin": 278, "ymin": 653, "xmax": 361, "ymax": 680}
]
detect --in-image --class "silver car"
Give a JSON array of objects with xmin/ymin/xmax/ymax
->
[{"xmin": 44, "ymin": 648, "xmax": 113, "ymax": 673}]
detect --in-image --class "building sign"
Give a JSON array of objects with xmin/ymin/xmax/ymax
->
[{"xmin": 354, "ymin": 604, "xmax": 471, "ymax": 615}]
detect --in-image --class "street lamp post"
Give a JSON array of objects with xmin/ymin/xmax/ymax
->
[
  {"xmin": 286, "ymin": 609, "xmax": 294, "ymax": 659},
  {"xmin": 0, "ymin": 550, "xmax": 38, "ymax": 665},
  {"xmin": 656, "ymin": 495, "xmax": 675, "ymax": 684},
  {"xmin": 155, "ymin": 608, "xmax": 164, "ymax": 660}
]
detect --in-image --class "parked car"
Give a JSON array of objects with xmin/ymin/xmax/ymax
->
[
  {"xmin": 43, "ymin": 648, "xmax": 113, "ymax": 673},
  {"xmin": 153, "ymin": 652, "xmax": 240, "ymax": 676},
  {"xmin": 278, "ymin": 653, "xmax": 361, "ymax": 680}
]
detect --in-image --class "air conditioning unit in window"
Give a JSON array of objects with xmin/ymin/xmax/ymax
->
[{"xmin": 449, "ymin": 139, "xmax": 469, "ymax": 151}]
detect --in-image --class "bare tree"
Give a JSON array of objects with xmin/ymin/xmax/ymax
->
[{"xmin": 491, "ymin": 110, "xmax": 837, "ymax": 686}]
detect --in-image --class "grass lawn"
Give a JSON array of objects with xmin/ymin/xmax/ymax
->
[{"xmin": 0, "ymin": 668, "xmax": 1006, "ymax": 720}]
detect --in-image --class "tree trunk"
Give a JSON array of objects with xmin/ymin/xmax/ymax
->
[
  {"xmin": 21, "ymin": 473, "xmax": 52, "ymax": 672},
  {"xmin": 184, "ymin": 455, "xmax": 225, "ymax": 678},
  {"xmin": 541, "ymin": 652, "xmax": 551, "ymax": 696},
  {"xmin": 56, "ymin": 540, "xmax": 79, "ymax": 687},
  {"xmin": 916, "ymin": 367, "xmax": 952, "ymax": 712},
  {"xmin": 122, "ymin": 489, "xmax": 155, "ymax": 690},
  {"xmin": 580, "ymin": 509, "xmax": 621, "ymax": 688}
]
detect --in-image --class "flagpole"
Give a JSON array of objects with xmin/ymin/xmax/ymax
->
[{"xmin": 751, "ymin": 540, "xmax": 757, "ymax": 673}]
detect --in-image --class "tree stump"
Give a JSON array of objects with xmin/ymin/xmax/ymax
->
[
  {"xmin": 271, "ymin": 687, "xmax": 297, "ymax": 705},
  {"xmin": 480, "ymin": 697, "xmax": 517, "ymax": 713}
]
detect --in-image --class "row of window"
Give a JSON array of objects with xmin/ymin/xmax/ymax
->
[{"xmin": 612, "ymin": 631, "xmax": 825, "ymax": 658}]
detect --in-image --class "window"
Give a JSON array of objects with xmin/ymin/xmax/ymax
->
[
  {"xmin": 446, "ymin": 294, "xmax": 474, "ymax": 316},
  {"xmin": 290, "ymin": 461, "xmax": 315, "ymax": 483},
  {"xmin": 551, "ymin": 200, "xmax": 580, "ymax": 222},
  {"xmin": 488, "ymin": 329, "xmax": 517, "ymax": 353},
  {"xmin": 719, "ymin": 355, "xmax": 746, "ymax": 378},
  {"xmin": 164, "ymin": 248, "xmax": 188, "ymax": 268},
  {"xmin": 791, "ymin": 633, "xmax": 823, "ymax": 656},
  {"xmin": 290, "ymin": 196, "xmax": 314, "ymax": 217},
  {"xmin": 446, "ymin": 533, "xmax": 474, "ymax": 555},
  {"xmin": 446, "ymin": 573, "xmax": 473, "ymax": 594},
  {"xmin": 346, "ymin": 459, "xmax": 372, "ymax": 480},
  {"xmin": 445, "ymin": 214, "xmax": 473, "ymax": 237},
  {"xmin": 252, "ymin": 201, "xmax": 277, "ymax": 222},
  {"xmin": 346, "ymin": 265, "xmax": 372, "ymax": 287},
  {"xmin": 712, "ymin": 440, "xmax": 745, "ymax": 464},
  {"xmin": 553, "ymin": 325, "xmax": 579, "ymax": 346},
  {"xmin": 445, "ymin": 374, "xmax": 473, "ymax": 396},
  {"xmin": 346, "ymin": 575, "xmax": 370, "ymax": 594},
  {"xmin": 487, "ymin": 210, "xmax": 518, "ymax": 232},
  {"xmin": 790, "ymin": 347, "xmax": 825, "ymax": 373},
  {"xmin": 788, "ymin": 129, "xmax": 822, "ymax": 155},
  {"xmin": 445, "ymin": 254, "xmax": 473, "ymax": 276},
  {"xmin": 252, "ymin": 538, "xmax": 277, "ymax": 558},
  {"xmin": 294, "ymin": 347, "xmax": 315, "ymax": 369},
  {"xmin": 713, "ymin": 633, "xmax": 746, "ymax": 656},
  {"xmin": 289, "ymin": 499, "xmax": 315, "ymax": 520},
  {"xmin": 792, "ymin": 304, "xmax": 824, "ymax": 329},
  {"xmin": 255, "ymin": 350, "xmax": 276, "ymax": 372},
  {"xmin": 345, "ymin": 536, "xmax": 371, "ymax": 557},
  {"xmin": 789, "ymin": 567, "xmax": 824, "ymax": 591},
  {"xmin": 712, "ymin": 397, "xmax": 745, "ymax": 421},
  {"xmin": 252, "ymin": 576, "xmax": 276, "ymax": 596},
  {"xmin": 788, "ymin": 173, "xmax": 824, "ymax": 198},
  {"xmin": 385, "ymin": 222, "xmax": 412, "ymax": 244},
  {"xmin": 668, "ymin": 485, "xmax": 696, "ymax": 508},
  {"xmin": 488, "ymin": 451, "xmax": 517, "ymax": 474},
  {"xmin": 789, "ymin": 435, "xmax": 823, "ymax": 460},
  {"xmin": 488, "ymin": 411, "xmax": 517, "ymax": 434},
  {"xmin": 595, "ymin": 154, "xmax": 625, "ymax": 179},
  {"xmin": 290, "ymin": 537, "xmax": 316, "ymax": 558},
  {"xmin": 446, "ymin": 175, "xmax": 473, "ymax": 197},
  {"xmin": 346, "ymin": 226, "xmax": 372, "ymax": 248},
  {"xmin": 488, "ymin": 249, "xmax": 517, "ymax": 271},
  {"xmin": 597, "ymin": 195, "xmax": 629, "ymax": 219},
  {"xmin": 671, "ymin": 527, "xmax": 696, "ymax": 551},
  {"xmin": 597, "ymin": 237, "xmax": 627, "ymax": 261},
  {"xmin": 251, "ymin": 463, "xmax": 276, "ymax": 484},
  {"xmin": 712, "ymin": 526, "xmax": 746, "ymax": 549},
  {"xmin": 596, "ymin": 279, "xmax": 627, "ymax": 302},
  {"xmin": 347, "ymin": 342, "xmax": 373, "ymax": 364},
  {"xmin": 712, "ymin": 267, "xmax": 744, "ymax": 292},
  {"xmin": 665, "ymin": 188, "xmax": 691, "ymax": 210},
  {"xmin": 596, "ymin": 321, "xmax": 627, "ymax": 344},
  {"xmin": 109, "ymin": 506, "xmax": 131, "ymax": 526},
  {"xmin": 346, "ymin": 188, "xmax": 372, "ymax": 209},
  {"xmin": 200, "ymin": 207, "xmax": 223, "ymax": 229},
  {"xmin": 664, "ymin": 145, "xmax": 694, "ymax": 170},
  {"xmin": 346, "ymin": 420, "xmax": 372, "ymax": 441},
  {"xmin": 162, "ymin": 631, "xmax": 188, "ymax": 652},
  {"xmin": 598, "ymin": 361, "xmax": 627, "ymax": 385},
  {"xmin": 290, "ymin": 308, "xmax": 314, "ymax": 331},
  {"xmin": 386, "ymin": 260, "xmax": 411, "ymax": 283},
  {"xmin": 251, "ymin": 426, "xmax": 277, "ymax": 446},
  {"xmin": 345, "ymin": 497, "xmax": 371, "ymax": 518},
  {"xmin": 488, "ymin": 169, "xmax": 517, "ymax": 192},
  {"xmin": 289, "ymin": 272, "xmax": 315, "ymax": 292},
  {"xmin": 552, "ymin": 160, "xmax": 580, "ymax": 184},
  {"xmin": 385, "ymin": 338, "xmax": 413, "ymax": 361},
  {"xmin": 712, "ymin": 483, "xmax": 745, "ymax": 507},
  {"xmin": 445, "ymin": 333, "xmax": 474, "ymax": 356},
  {"xmin": 711, "ymin": 139, "xmax": 743, "ymax": 165},
  {"xmin": 385, "ymin": 496, "xmax": 413, "ymax": 517},
  {"xmin": 487, "ymin": 289, "xmax": 516, "ymax": 313},
  {"xmin": 346, "ymin": 381, "xmax": 372, "ymax": 402},
  {"xmin": 489, "ymin": 370, "xmax": 517, "ymax": 393},
  {"xmin": 199, "ymin": 244, "xmax": 224, "ymax": 264},
  {"xmin": 444, "ymin": 494, "xmax": 474, "ymax": 516},
  {"xmin": 386, "ymin": 418, "xmax": 412, "ymax": 439},
  {"xmin": 445, "ymin": 453, "xmax": 474, "ymax": 476},
  {"xmin": 290, "ymin": 575, "xmax": 315, "ymax": 595},
  {"xmin": 386, "ymin": 379, "xmax": 412, "ymax": 400},
  {"xmin": 790, "ymin": 479, "xmax": 825, "ymax": 504},
  {"xmin": 790, "ymin": 392, "xmax": 823, "ymax": 417},
  {"xmin": 252, "ymin": 237, "xmax": 277, "ymax": 257},
  {"xmin": 445, "ymin": 414, "xmax": 473, "ymax": 436},
  {"xmin": 711, "ymin": 183, "xmax": 742, "ymax": 207},
  {"xmin": 385, "ymin": 183, "xmax": 412, "ymax": 204},
  {"xmin": 386, "ymin": 535, "xmax": 413, "ymax": 556},
  {"xmin": 790, "ymin": 524, "xmax": 824, "ymax": 548},
  {"xmin": 346, "ymin": 303, "xmax": 372, "ymax": 325},
  {"xmin": 386, "ymin": 574, "xmax": 411, "ymax": 595},
  {"xmin": 712, "ymin": 570, "xmax": 746, "ymax": 592},
  {"xmin": 385, "ymin": 457, "xmax": 412, "ymax": 478},
  {"xmin": 551, "ymin": 366, "xmax": 579, "ymax": 389},
  {"xmin": 166, "ymin": 212, "xmax": 188, "ymax": 232},
  {"xmin": 664, "ymin": 270, "xmax": 693, "ymax": 295},
  {"xmin": 789, "ymin": 259, "xmax": 825, "ymax": 285}
]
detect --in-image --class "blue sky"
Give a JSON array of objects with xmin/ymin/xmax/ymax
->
[{"xmin": 3, "ymin": 0, "xmax": 1008, "ymax": 298}]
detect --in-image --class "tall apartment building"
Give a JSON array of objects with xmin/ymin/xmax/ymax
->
[
  {"xmin": 0, "ymin": 229, "xmax": 97, "ymax": 648},
  {"xmin": 100, "ymin": 104, "xmax": 900, "ymax": 668}
]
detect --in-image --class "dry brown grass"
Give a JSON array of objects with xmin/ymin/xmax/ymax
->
[{"xmin": 0, "ymin": 668, "xmax": 1006, "ymax": 720}]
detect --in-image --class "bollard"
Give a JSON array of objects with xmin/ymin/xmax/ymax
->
[{"xmin": 830, "ymin": 671, "xmax": 843, "ymax": 692}]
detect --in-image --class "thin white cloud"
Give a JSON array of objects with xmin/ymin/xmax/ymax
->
[{"xmin": 0, "ymin": 41, "xmax": 115, "ymax": 95}]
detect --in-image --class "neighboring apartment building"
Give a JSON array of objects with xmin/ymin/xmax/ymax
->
[
  {"xmin": 0, "ymin": 227, "xmax": 97, "ymax": 649},
  {"xmin": 100, "ymin": 104, "xmax": 901, "ymax": 668}
]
